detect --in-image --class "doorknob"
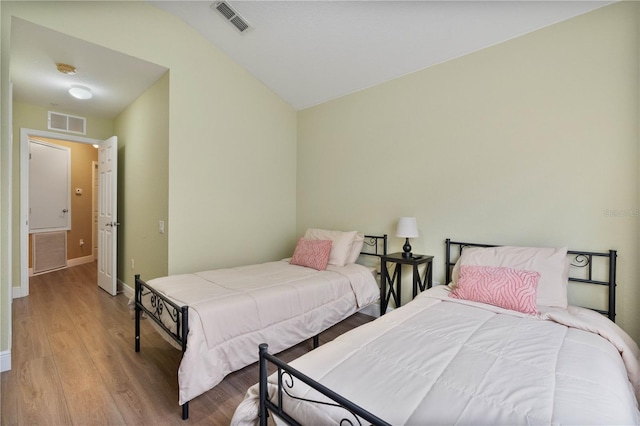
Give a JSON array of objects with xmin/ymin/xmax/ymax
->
[
  {"xmin": 62, "ymin": 209, "xmax": 69, "ymax": 213},
  {"xmin": 106, "ymin": 222, "xmax": 121, "ymax": 227}
]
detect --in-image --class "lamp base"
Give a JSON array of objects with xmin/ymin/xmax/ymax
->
[{"xmin": 402, "ymin": 238, "xmax": 412, "ymax": 258}]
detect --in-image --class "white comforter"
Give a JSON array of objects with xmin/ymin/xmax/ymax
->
[
  {"xmin": 232, "ymin": 286, "xmax": 640, "ymax": 425},
  {"xmin": 143, "ymin": 260, "xmax": 379, "ymax": 405}
]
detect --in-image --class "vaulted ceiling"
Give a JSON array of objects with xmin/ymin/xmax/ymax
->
[
  {"xmin": 153, "ymin": 1, "xmax": 611, "ymax": 110},
  {"xmin": 10, "ymin": 1, "xmax": 612, "ymax": 118}
]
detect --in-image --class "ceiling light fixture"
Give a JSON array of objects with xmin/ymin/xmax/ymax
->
[
  {"xmin": 69, "ymin": 85, "xmax": 92, "ymax": 100},
  {"xmin": 56, "ymin": 63, "xmax": 77, "ymax": 75}
]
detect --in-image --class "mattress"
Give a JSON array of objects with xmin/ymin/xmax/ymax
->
[
  {"xmin": 140, "ymin": 259, "xmax": 380, "ymax": 405},
  {"xmin": 232, "ymin": 286, "xmax": 640, "ymax": 425}
]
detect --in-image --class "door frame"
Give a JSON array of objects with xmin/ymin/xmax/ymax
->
[
  {"xmin": 18, "ymin": 128, "xmax": 102, "ymax": 298},
  {"xmin": 92, "ymin": 160, "xmax": 98, "ymax": 260}
]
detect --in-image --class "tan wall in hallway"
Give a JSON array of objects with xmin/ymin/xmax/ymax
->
[
  {"xmin": 11, "ymin": 102, "xmax": 113, "ymax": 276},
  {"xmin": 28, "ymin": 137, "xmax": 98, "ymax": 267}
]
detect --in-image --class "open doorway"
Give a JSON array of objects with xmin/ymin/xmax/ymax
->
[
  {"xmin": 11, "ymin": 18, "xmax": 167, "ymax": 299},
  {"xmin": 18, "ymin": 128, "xmax": 102, "ymax": 298}
]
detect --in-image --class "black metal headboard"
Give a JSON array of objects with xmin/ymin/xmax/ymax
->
[
  {"xmin": 444, "ymin": 239, "xmax": 617, "ymax": 322},
  {"xmin": 361, "ymin": 234, "xmax": 388, "ymax": 257}
]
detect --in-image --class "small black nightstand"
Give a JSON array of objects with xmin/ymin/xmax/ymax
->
[{"xmin": 380, "ymin": 252, "xmax": 433, "ymax": 315}]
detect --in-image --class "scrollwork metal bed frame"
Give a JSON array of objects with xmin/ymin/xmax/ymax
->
[
  {"xmin": 134, "ymin": 234, "xmax": 387, "ymax": 420},
  {"xmin": 258, "ymin": 343, "xmax": 391, "ymax": 426},
  {"xmin": 445, "ymin": 239, "xmax": 617, "ymax": 321},
  {"xmin": 256, "ymin": 238, "xmax": 618, "ymax": 425}
]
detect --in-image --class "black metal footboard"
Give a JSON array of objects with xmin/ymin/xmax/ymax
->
[
  {"xmin": 134, "ymin": 274, "xmax": 190, "ymax": 419},
  {"xmin": 258, "ymin": 343, "xmax": 390, "ymax": 426}
]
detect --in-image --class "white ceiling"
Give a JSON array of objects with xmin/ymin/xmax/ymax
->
[
  {"xmin": 153, "ymin": 1, "xmax": 612, "ymax": 110},
  {"xmin": 10, "ymin": 18, "xmax": 168, "ymax": 119},
  {"xmin": 10, "ymin": 1, "xmax": 612, "ymax": 118}
]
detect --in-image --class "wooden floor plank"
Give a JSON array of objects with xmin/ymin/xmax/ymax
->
[
  {"xmin": 10, "ymin": 308, "xmax": 53, "ymax": 366},
  {"xmin": 14, "ymin": 356, "xmax": 71, "ymax": 425},
  {"xmin": 1, "ymin": 365, "xmax": 20, "ymax": 426},
  {"xmin": 1, "ymin": 261, "xmax": 375, "ymax": 424},
  {"xmin": 48, "ymin": 329, "xmax": 106, "ymax": 395},
  {"xmin": 65, "ymin": 384, "xmax": 126, "ymax": 425}
]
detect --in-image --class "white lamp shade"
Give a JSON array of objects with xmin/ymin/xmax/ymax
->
[{"xmin": 396, "ymin": 217, "xmax": 419, "ymax": 238}]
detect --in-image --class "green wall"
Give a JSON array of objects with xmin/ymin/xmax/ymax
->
[
  {"xmin": 0, "ymin": 1, "xmax": 297, "ymax": 360},
  {"xmin": 297, "ymin": 2, "xmax": 640, "ymax": 341},
  {"xmin": 1, "ymin": 0, "xmax": 9, "ymax": 359},
  {"xmin": 1, "ymin": 1, "xmax": 637, "ymax": 363},
  {"xmin": 114, "ymin": 72, "xmax": 169, "ymax": 284}
]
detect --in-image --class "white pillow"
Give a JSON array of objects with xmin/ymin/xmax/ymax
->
[
  {"xmin": 451, "ymin": 245, "xmax": 569, "ymax": 308},
  {"xmin": 344, "ymin": 232, "xmax": 365, "ymax": 264},
  {"xmin": 303, "ymin": 229, "xmax": 358, "ymax": 267}
]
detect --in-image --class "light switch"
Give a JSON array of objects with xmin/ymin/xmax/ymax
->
[{"xmin": 159, "ymin": 220, "xmax": 165, "ymax": 234}]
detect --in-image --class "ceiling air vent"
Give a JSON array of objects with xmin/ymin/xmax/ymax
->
[
  {"xmin": 212, "ymin": 1, "xmax": 251, "ymax": 33},
  {"xmin": 48, "ymin": 111, "xmax": 86, "ymax": 135}
]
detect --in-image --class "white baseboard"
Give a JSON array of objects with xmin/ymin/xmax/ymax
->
[
  {"xmin": 119, "ymin": 279, "xmax": 134, "ymax": 299},
  {"xmin": 66, "ymin": 255, "xmax": 95, "ymax": 268},
  {"xmin": 13, "ymin": 285, "xmax": 26, "ymax": 299},
  {"xmin": 28, "ymin": 255, "xmax": 95, "ymax": 278},
  {"xmin": 1, "ymin": 350, "xmax": 11, "ymax": 372}
]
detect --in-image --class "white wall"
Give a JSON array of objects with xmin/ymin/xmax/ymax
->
[{"xmin": 297, "ymin": 2, "xmax": 640, "ymax": 341}]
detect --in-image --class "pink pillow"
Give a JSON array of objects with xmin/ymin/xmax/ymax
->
[
  {"xmin": 290, "ymin": 238, "xmax": 332, "ymax": 271},
  {"xmin": 449, "ymin": 265, "xmax": 540, "ymax": 314},
  {"xmin": 451, "ymin": 246, "xmax": 568, "ymax": 308}
]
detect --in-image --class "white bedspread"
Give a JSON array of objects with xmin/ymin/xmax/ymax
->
[
  {"xmin": 143, "ymin": 260, "xmax": 379, "ymax": 405},
  {"xmin": 232, "ymin": 286, "xmax": 640, "ymax": 425}
]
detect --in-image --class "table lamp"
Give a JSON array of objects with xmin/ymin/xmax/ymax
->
[{"xmin": 396, "ymin": 217, "xmax": 419, "ymax": 258}]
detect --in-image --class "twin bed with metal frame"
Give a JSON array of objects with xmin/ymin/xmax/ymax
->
[
  {"xmin": 134, "ymin": 233, "xmax": 388, "ymax": 419},
  {"xmin": 231, "ymin": 238, "xmax": 640, "ymax": 426}
]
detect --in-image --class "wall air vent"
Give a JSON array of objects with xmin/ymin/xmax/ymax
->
[
  {"xmin": 48, "ymin": 111, "xmax": 86, "ymax": 135},
  {"xmin": 212, "ymin": 1, "xmax": 251, "ymax": 33},
  {"xmin": 33, "ymin": 231, "xmax": 67, "ymax": 274}
]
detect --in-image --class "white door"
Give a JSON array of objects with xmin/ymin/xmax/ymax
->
[
  {"xmin": 98, "ymin": 136, "xmax": 118, "ymax": 295},
  {"xmin": 29, "ymin": 140, "xmax": 71, "ymax": 231}
]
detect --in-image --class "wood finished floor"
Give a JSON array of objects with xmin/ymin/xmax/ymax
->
[{"xmin": 1, "ymin": 262, "xmax": 374, "ymax": 425}]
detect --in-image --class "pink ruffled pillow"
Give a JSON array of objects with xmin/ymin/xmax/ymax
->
[
  {"xmin": 450, "ymin": 265, "xmax": 540, "ymax": 314},
  {"xmin": 290, "ymin": 238, "xmax": 332, "ymax": 271}
]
